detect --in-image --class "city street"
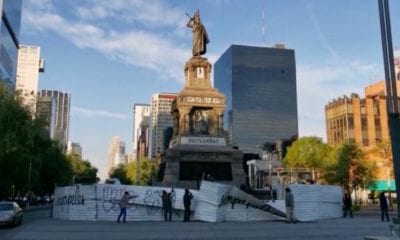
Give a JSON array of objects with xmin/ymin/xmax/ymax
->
[{"xmin": 0, "ymin": 206, "xmax": 395, "ymax": 240}]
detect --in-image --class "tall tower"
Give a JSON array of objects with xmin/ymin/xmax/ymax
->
[
  {"xmin": 0, "ymin": 0, "xmax": 23, "ymax": 89},
  {"xmin": 149, "ymin": 93, "xmax": 177, "ymax": 159},
  {"xmin": 37, "ymin": 90, "xmax": 71, "ymax": 151},
  {"xmin": 16, "ymin": 45, "xmax": 45, "ymax": 113},
  {"xmin": 35, "ymin": 95, "xmax": 56, "ymax": 139},
  {"xmin": 133, "ymin": 103, "xmax": 150, "ymax": 160},
  {"xmin": 107, "ymin": 136, "xmax": 126, "ymax": 175},
  {"xmin": 214, "ymin": 45, "xmax": 299, "ymax": 154}
]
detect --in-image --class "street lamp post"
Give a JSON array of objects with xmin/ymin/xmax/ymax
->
[{"xmin": 378, "ymin": 0, "xmax": 400, "ymax": 219}]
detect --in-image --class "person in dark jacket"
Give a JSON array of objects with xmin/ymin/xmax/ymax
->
[
  {"xmin": 285, "ymin": 188, "xmax": 295, "ymax": 223},
  {"xmin": 379, "ymin": 192, "xmax": 390, "ymax": 222},
  {"xmin": 342, "ymin": 193, "xmax": 353, "ymax": 218},
  {"xmin": 161, "ymin": 189, "xmax": 173, "ymax": 222},
  {"xmin": 183, "ymin": 189, "xmax": 194, "ymax": 222}
]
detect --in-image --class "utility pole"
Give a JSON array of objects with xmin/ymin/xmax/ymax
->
[{"xmin": 378, "ymin": 0, "xmax": 400, "ymax": 219}]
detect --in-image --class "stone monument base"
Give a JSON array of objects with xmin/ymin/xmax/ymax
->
[{"xmin": 158, "ymin": 135, "xmax": 245, "ymax": 189}]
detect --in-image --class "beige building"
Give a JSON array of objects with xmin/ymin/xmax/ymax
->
[
  {"xmin": 107, "ymin": 136, "xmax": 126, "ymax": 175},
  {"xmin": 325, "ymin": 80, "xmax": 400, "ymax": 181},
  {"xmin": 15, "ymin": 45, "xmax": 44, "ymax": 114},
  {"xmin": 326, "ymin": 49, "xmax": 400, "ymax": 147},
  {"xmin": 149, "ymin": 93, "xmax": 177, "ymax": 159}
]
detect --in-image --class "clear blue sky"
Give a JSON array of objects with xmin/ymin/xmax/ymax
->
[{"xmin": 20, "ymin": 0, "xmax": 400, "ymax": 180}]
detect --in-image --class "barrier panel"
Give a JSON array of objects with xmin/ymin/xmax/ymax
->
[{"xmin": 52, "ymin": 182, "xmax": 341, "ymax": 222}]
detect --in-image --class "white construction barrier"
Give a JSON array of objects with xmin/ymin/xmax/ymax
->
[
  {"xmin": 52, "ymin": 182, "xmax": 342, "ymax": 222},
  {"xmin": 289, "ymin": 184, "xmax": 343, "ymax": 222}
]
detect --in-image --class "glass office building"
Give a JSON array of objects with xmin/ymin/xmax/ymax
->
[
  {"xmin": 214, "ymin": 45, "xmax": 298, "ymax": 154},
  {"xmin": 0, "ymin": 0, "xmax": 22, "ymax": 89}
]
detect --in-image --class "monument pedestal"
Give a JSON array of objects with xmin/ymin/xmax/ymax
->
[{"xmin": 161, "ymin": 135, "xmax": 245, "ymax": 189}]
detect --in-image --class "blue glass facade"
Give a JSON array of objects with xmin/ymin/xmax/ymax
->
[
  {"xmin": 214, "ymin": 45, "xmax": 298, "ymax": 154},
  {"xmin": 0, "ymin": 0, "xmax": 22, "ymax": 89}
]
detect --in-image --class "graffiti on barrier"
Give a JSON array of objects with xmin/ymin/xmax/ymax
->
[
  {"xmin": 143, "ymin": 189, "xmax": 162, "ymax": 215},
  {"xmin": 101, "ymin": 187, "xmax": 138, "ymax": 213},
  {"xmin": 55, "ymin": 186, "xmax": 85, "ymax": 206}
]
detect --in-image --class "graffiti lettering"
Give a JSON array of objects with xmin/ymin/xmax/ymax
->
[
  {"xmin": 101, "ymin": 187, "xmax": 137, "ymax": 213},
  {"xmin": 143, "ymin": 189, "xmax": 162, "ymax": 215},
  {"xmin": 218, "ymin": 194, "xmax": 285, "ymax": 217},
  {"xmin": 55, "ymin": 186, "xmax": 85, "ymax": 206}
]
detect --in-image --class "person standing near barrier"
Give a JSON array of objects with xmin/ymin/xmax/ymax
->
[
  {"xmin": 379, "ymin": 192, "xmax": 390, "ymax": 222},
  {"xmin": 117, "ymin": 191, "xmax": 137, "ymax": 223},
  {"xmin": 285, "ymin": 187, "xmax": 295, "ymax": 223},
  {"xmin": 162, "ymin": 189, "xmax": 173, "ymax": 222},
  {"xmin": 183, "ymin": 189, "xmax": 193, "ymax": 222},
  {"xmin": 342, "ymin": 193, "xmax": 353, "ymax": 218}
]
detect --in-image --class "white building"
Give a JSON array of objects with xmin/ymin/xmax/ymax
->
[
  {"xmin": 15, "ymin": 45, "xmax": 44, "ymax": 114},
  {"xmin": 107, "ymin": 136, "xmax": 126, "ymax": 175},
  {"xmin": 149, "ymin": 93, "xmax": 177, "ymax": 159},
  {"xmin": 133, "ymin": 103, "xmax": 151, "ymax": 160}
]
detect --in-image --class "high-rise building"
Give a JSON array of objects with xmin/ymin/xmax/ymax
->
[
  {"xmin": 36, "ymin": 95, "xmax": 56, "ymax": 139},
  {"xmin": 37, "ymin": 90, "xmax": 71, "ymax": 150},
  {"xmin": 67, "ymin": 141, "xmax": 83, "ymax": 159},
  {"xmin": 15, "ymin": 45, "xmax": 44, "ymax": 113},
  {"xmin": 214, "ymin": 45, "xmax": 298, "ymax": 154},
  {"xmin": 133, "ymin": 103, "xmax": 150, "ymax": 160},
  {"xmin": 325, "ymin": 81, "xmax": 400, "ymax": 183},
  {"xmin": 149, "ymin": 93, "xmax": 177, "ymax": 159},
  {"xmin": 325, "ymin": 83, "xmax": 399, "ymax": 147},
  {"xmin": 325, "ymin": 52, "xmax": 400, "ymax": 147},
  {"xmin": 107, "ymin": 136, "xmax": 126, "ymax": 175},
  {"xmin": 0, "ymin": 0, "xmax": 22, "ymax": 89}
]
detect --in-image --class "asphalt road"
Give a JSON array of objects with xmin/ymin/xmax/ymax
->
[{"xmin": 0, "ymin": 206, "xmax": 395, "ymax": 240}]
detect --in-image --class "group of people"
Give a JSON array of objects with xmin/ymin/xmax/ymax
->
[
  {"xmin": 117, "ymin": 189, "xmax": 193, "ymax": 223},
  {"xmin": 342, "ymin": 191, "xmax": 391, "ymax": 222},
  {"xmin": 117, "ymin": 188, "xmax": 392, "ymax": 223}
]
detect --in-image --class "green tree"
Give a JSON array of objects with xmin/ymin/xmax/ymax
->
[
  {"xmin": 38, "ymin": 142, "xmax": 73, "ymax": 194},
  {"xmin": 368, "ymin": 139, "xmax": 393, "ymax": 179},
  {"xmin": 326, "ymin": 141, "xmax": 375, "ymax": 195},
  {"xmin": 125, "ymin": 158, "xmax": 157, "ymax": 185},
  {"xmin": 109, "ymin": 164, "xmax": 132, "ymax": 184},
  {"xmin": 68, "ymin": 154, "xmax": 99, "ymax": 184},
  {"xmin": 0, "ymin": 84, "xmax": 73, "ymax": 199},
  {"xmin": 283, "ymin": 136, "xmax": 333, "ymax": 181}
]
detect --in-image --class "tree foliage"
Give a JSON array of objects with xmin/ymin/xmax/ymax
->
[
  {"xmin": 109, "ymin": 164, "xmax": 132, "ymax": 184},
  {"xmin": 368, "ymin": 140, "xmax": 393, "ymax": 179},
  {"xmin": 0, "ymin": 85, "xmax": 73, "ymax": 199},
  {"xmin": 325, "ymin": 141, "xmax": 375, "ymax": 194},
  {"xmin": 283, "ymin": 136, "xmax": 333, "ymax": 180},
  {"xmin": 109, "ymin": 158, "xmax": 157, "ymax": 185},
  {"xmin": 68, "ymin": 154, "xmax": 99, "ymax": 184}
]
